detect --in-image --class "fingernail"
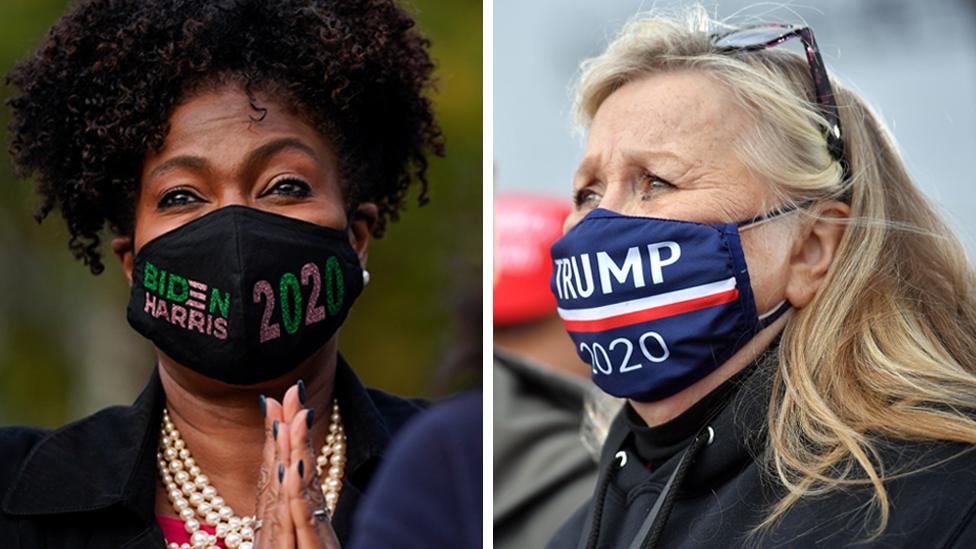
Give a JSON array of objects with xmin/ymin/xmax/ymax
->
[
  {"xmin": 306, "ymin": 408, "xmax": 314, "ymax": 430},
  {"xmin": 297, "ymin": 379, "xmax": 306, "ymax": 405},
  {"xmin": 259, "ymin": 394, "xmax": 267, "ymax": 417},
  {"xmin": 273, "ymin": 419, "xmax": 279, "ymax": 440},
  {"xmin": 278, "ymin": 463, "xmax": 285, "ymax": 483},
  {"xmin": 298, "ymin": 459, "xmax": 304, "ymax": 479}
]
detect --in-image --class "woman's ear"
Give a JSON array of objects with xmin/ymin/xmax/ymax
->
[
  {"xmin": 348, "ymin": 202, "xmax": 379, "ymax": 269},
  {"xmin": 111, "ymin": 235, "xmax": 135, "ymax": 286},
  {"xmin": 784, "ymin": 201, "xmax": 850, "ymax": 308}
]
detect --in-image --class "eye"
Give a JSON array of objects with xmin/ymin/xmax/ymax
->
[
  {"xmin": 262, "ymin": 177, "xmax": 312, "ymax": 198},
  {"xmin": 574, "ymin": 187, "xmax": 602, "ymax": 209},
  {"xmin": 158, "ymin": 188, "xmax": 204, "ymax": 209},
  {"xmin": 640, "ymin": 171, "xmax": 675, "ymax": 193}
]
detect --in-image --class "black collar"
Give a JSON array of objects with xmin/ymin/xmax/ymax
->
[
  {"xmin": 678, "ymin": 359, "xmax": 773, "ymax": 494},
  {"xmin": 1, "ymin": 355, "xmax": 396, "ymax": 529},
  {"xmin": 601, "ymin": 346, "xmax": 777, "ymax": 496},
  {"xmin": 1, "ymin": 366, "xmax": 164, "ymax": 518}
]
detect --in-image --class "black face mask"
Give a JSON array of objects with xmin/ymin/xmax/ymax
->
[{"xmin": 126, "ymin": 206, "xmax": 364, "ymax": 385}]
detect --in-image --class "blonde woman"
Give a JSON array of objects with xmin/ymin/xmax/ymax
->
[{"xmin": 545, "ymin": 9, "xmax": 976, "ymax": 549}]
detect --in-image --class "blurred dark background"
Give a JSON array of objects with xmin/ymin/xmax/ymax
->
[{"xmin": 0, "ymin": 0, "xmax": 482, "ymax": 427}]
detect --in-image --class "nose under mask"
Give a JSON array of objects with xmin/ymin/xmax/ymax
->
[
  {"xmin": 126, "ymin": 205, "xmax": 365, "ymax": 385},
  {"xmin": 549, "ymin": 207, "xmax": 793, "ymax": 402}
]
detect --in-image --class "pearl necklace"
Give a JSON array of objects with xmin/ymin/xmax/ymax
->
[{"xmin": 157, "ymin": 401, "xmax": 346, "ymax": 549}]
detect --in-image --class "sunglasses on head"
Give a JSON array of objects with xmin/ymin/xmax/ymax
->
[{"xmin": 711, "ymin": 24, "xmax": 849, "ymax": 182}]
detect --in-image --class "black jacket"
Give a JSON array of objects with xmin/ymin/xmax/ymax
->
[
  {"xmin": 549, "ymin": 364, "xmax": 976, "ymax": 549},
  {"xmin": 0, "ymin": 357, "xmax": 426, "ymax": 548}
]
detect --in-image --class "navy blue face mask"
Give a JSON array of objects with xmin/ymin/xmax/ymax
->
[{"xmin": 549, "ymin": 207, "xmax": 793, "ymax": 402}]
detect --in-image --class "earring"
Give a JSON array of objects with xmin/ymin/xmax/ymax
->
[{"xmin": 362, "ymin": 270, "xmax": 371, "ymax": 286}]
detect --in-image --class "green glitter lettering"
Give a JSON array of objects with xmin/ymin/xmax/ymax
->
[
  {"xmin": 158, "ymin": 271, "xmax": 168, "ymax": 297},
  {"xmin": 324, "ymin": 256, "xmax": 344, "ymax": 316},
  {"xmin": 166, "ymin": 274, "xmax": 189, "ymax": 302},
  {"xmin": 143, "ymin": 262, "xmax": 158, "ymax": 291},
  {"xmin": 209, "ymin": 288, "xmax": 230, "ymax": 319},
  {"xmin": 279, "ymin": 273, "xmax": 302, "ymax": 335}
]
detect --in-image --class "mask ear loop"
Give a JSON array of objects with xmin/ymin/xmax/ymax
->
[
  {"xmin": 737, "ymin": 200, "xmax": 815, "ymax": 327},
  {"xmin": 758, "ymin": 299, "xmax": 791, "ymax": 328},
  {"xmin": 736, "ymin": 199, "xmax": 816, "ymax": 230}
]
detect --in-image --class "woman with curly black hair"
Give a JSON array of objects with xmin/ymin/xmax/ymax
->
[{"xmin": 0, "ymin": 0, "xmax": 446, "ymax": 547}]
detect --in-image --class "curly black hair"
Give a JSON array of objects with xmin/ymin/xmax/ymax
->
[{"xmin": 6, "ymin": 0, "xmax": 443, "ymax": 274}]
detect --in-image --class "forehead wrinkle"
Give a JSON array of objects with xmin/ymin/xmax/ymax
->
[
  {"xmin": 574, "ymin": 149, "xmax": 604, "ymax": 184},
  {"xmin": 581, "ymin": 71, "xmax": 762, "ymax": 204},
  {"xmin": 616, "ymin": 145, "xmax": 692, "ymax": 182},
  {"xmin": 615, "ymin": 93, "xmax": 736, "ymax": 180},
  {"xmin": 576, "ymin": 137, "xmax": 625, "ymax": 184},
  {"xmin": 170, "ymin": 97, "xmax": 257, "ymax": 128}
]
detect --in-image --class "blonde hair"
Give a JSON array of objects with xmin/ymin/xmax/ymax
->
[{"xmin": 574, "ymin": 6, "xmax": 976, "ymax": 539}]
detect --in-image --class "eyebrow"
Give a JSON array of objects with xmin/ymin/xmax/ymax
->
[
  {"xmin": 247, "ymin": 137, "xmax": 320, "ymax": 171},
  {"xmin": 146, "ymin": 137, "xmax": 321, "ymax": 182},
  {"xmin": 575, "ymin": 147, "xmax": 692, "ymax": 183},
  {"xmin": 148, "ymin": 155, "xmax": 210, "ymax": 181}
]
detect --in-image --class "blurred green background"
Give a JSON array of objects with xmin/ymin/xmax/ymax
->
[{"xmin": 0, "ymin": 0, "xmax": 483, "ymax": 427}]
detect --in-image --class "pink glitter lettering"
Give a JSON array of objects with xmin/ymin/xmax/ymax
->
[
  {"xmin": 170, "ymin": 304, "xmax": 187, "ymax": 328},
  {"xmin": 144, "ymin": 274, "xmax": 231, "ymax": 341},
  {"xmin": 301, "ymin": 263, "xmax": 326, "ymax": 324},
  {"xmin": 187, "ymin": 309, "xmax": 205, "ymax": 333},
  {"xmin": 213, "ymin": 318, "xmax": 228, "ymax": 340},
  {"xmin": 155, "ymin": 299, "xmax": 169, "ymax": 321}
]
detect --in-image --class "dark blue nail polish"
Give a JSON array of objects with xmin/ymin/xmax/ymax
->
[
  {"xmin": 278, "ymin": 463, "xmax": 285, "ymax": 483},
  {"xmin": 298, "ymin": 459, "xmax": 304, "ymax": 479},
  {"xmin": 273, "ymin": 419, "xmax": 279, "ymax": 440},
  {"xmin": 259, "ymin": 394, "xmax": 267, "ymax": 417},
  {"xmin": 297, "ymin": 379, "xmax": 306, "ymax": 405},
  {"xmin": 306, "ymin": 408, "xmax": 314, "ymax": 429}
]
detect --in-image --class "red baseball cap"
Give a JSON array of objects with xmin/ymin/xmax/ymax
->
[{"xmin": 493, "ymin": 193, "xmax": 572, "ymax": 327}]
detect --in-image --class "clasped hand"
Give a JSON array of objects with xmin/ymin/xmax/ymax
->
[{"xmin": 253, "ymin": 383, "xmax": 341, "ymax": 549}]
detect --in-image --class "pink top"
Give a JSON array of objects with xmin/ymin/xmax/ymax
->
[{"xmin": 157, "ymin": 515, "xmax": 228, "ymax": 548}]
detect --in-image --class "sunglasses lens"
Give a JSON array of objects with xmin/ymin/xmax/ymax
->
[
  {"xmin": 713, "ymin": 25, "xmax": 795, "ymax": 48},
  {"xmin": 711, "ymin": 24, "xmax": 846, "ymax": 170}
]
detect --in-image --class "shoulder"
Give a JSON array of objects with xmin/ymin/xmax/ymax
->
[
  {"xmin": 370, "ymin": 390, "xmax": 481, "ymax": 471},
  {"xmin": 336, "ymin": 353, "xmax": 429, "ymax": 438},
  {"xmin": 882, "ymin": 442, "xmax": 976, "ymax": 548},
  {"xmin": 389, "ymin": 390, "xmax": 482, "ymax": 460},
  {"xmin": 0, "ymin": 425, "xmax": 49, "ymax": 460},
  {"xmin": 0, "ymin": 396, "xmax": 152, "ymax": 519},
  {"xmin": 350, "ymin": 391, "xmax": 482, "ymax": 549},
  {"xmin": 881, "ymin": 439, "xmax": 976, "ymax": 502},
  {"xmin": 364, "ymin": 386, "xmax": 429, "ymax": 437},
  {"xmin": 777, "ymin": 441, "xmax": 976, "ymax": 548},
  {"xmin": 0, "ymin": 425, "xmax": 50, "ymax": 495}
]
